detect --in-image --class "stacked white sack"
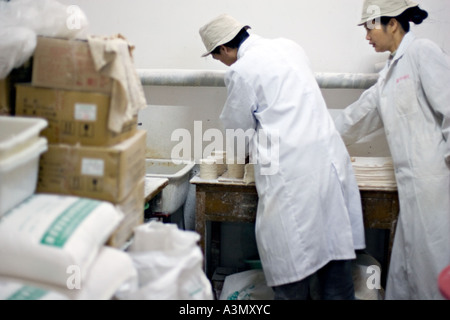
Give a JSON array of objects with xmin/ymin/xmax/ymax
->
[
  {"xmin": 0, "ymin": 246, "xmax": 138, "ymax": 300},
  {"xmin": 0, "ymin": 194, "xmax": 123, "ymax": 289}
]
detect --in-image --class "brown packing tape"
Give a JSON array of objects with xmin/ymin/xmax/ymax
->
[{"xmin": 37, "ymin": 130, "xmax": 146, "ymax": 202}]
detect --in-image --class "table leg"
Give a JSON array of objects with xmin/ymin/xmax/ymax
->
[{"xmin": 195, "ymin": 190, "xmax": 206, "ymax": 271}]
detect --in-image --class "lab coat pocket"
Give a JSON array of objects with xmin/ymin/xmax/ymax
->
[{"xmin": 394, "ymin": 78, "xmax": 418, "ymax": 116}]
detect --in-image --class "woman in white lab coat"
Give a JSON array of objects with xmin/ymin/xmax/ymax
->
[
  {"xmin": 199, "ymin": 14, "xmax": 366, "ymax": 299},
  {"xmin": 334, "ymin": 0, "xmax": 450, "ymax": 299}
]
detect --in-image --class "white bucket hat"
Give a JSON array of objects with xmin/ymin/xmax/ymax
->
[
  {"xmin": 358, "ymin": 0, "xmax": 418, "ymax": 25},
  {"xmin": 199, "ymin": 14, "xmax": 250, "ymax": 57}
]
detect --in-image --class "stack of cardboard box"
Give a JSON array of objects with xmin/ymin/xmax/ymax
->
[{"xmin": 15, "ymin": 36, "xmax": 147, "ymax": 248}]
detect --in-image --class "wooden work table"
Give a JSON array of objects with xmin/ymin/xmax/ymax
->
[{"xmin": 190, "ymin": 169, "xmax": 399, "ymax": 281}]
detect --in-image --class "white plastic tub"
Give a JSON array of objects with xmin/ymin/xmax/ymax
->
[
  {"xmin": 0, "ymin": 116, "xmax": 48, "ymax": 160},
  {"xmin": 145, "ymin": 158, "xmax": 195, "ymax": 214},
  {"xmin": 0, "ymin": 137, "xmax": 48, "ymax": 217}
]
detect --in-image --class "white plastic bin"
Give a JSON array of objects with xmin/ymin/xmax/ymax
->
[
  {"xmin": 0, "ymin": 116, "xmax": 48, "ymax": 160},
  {"xmin": 0, "ymin": 137, "xmax": 48, "ymax": 217},
  {"xmin": 145, "ymin": 158, "xmax": 195, "ymax": 214}
]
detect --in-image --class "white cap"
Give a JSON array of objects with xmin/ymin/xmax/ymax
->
[
  {"xmin": 358, "ymin": 0, "xmax": 418, "ymax": 25},
  {"xmin": 199, "ymin": 14, "xmax": 250, "ymax": 57}
]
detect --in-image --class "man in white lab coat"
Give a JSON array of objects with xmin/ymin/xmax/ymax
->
[
  {"xmin": 335, "ymin": 0, "xmax": 450, "ymax": 300},
  {"xmin": 199, "ymin": 14, "xmax": 366, "ymax": 299}
]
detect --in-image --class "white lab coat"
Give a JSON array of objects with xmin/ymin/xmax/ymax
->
[
  {"xmin": 220, "ymin": 34, "xmax": 366, "ymax": 287},
  {"xmin": 335, "ymin": 32, "xmax": 450, "ymax": 300}
]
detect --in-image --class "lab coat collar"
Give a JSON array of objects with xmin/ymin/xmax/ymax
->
[
  {"xmin": 379, "ymin": 32, "xmax": 416, "ymax": 79},
  {"xmin": 392, "ymin": 32, "xmax": 416, "ymax": 63},
  {"xmin": 237, "ymin": 34, "xmax": 260, "ymax": 60}
]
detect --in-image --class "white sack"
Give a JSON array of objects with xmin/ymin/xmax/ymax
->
[
  {"xmin": 70, "ymin": 246, "xmax": 138, "ymax": 300},
  {"xmin": 0, "ymin": 279, "xmax": 69, "ymax": 300},
  {"xmin": 219, "ymin": 269, "xmax": 274, "ymax": 300},
  {"xmin": 119, "ymin": 221, "xmax": 213, "ymax": 300},
  {"xmin": 0, "ymin": 246, "xmax": 138, "ymax": 300},
  {"xmin": 0, "ymin": 194, "xmax": 123, "ymax": 288}
]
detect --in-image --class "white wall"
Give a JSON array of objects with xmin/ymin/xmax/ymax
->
[
  {"xmin": 59, "ymin": 0, "xmax": 450, "ymax": 158},
  {"xmin": 61, "ymin": 0, "xmax": 450, "ymax": 72}
]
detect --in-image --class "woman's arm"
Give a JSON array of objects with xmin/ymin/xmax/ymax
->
[{"xmin": 334, "ymin": 82, "xmax": 384, "ymax": 147}]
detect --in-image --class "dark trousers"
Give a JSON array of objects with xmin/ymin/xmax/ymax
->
[{"xmin": 272, "ymin": 260, "xmax": 355, "ymax": 300}]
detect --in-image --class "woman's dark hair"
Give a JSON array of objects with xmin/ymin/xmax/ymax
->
[
  {"xmin": 380, "ymin": 6, "xmax": 428, "ymax": 32},
  {"xmin": 211, "ymin": 28, "xmax": 250, "ymax": 55}
]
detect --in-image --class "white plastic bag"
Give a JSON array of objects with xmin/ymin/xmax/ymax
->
[
  {"xmin": 220, "ymin": 269, "xmax": 274, "ymax": 300},
  {"xmin": 119, "ymin": 221, "xmax": 213, "ymax": 300},
  {"xmin": 0, "ymin": 0, "xmax": 89, "ymax": 79},
  {"xmin": 1, "ymin": 0, "xmax": 89, "ymax": 38},
  {"xmin": 0, "ymin": 27, "xmax": 36, "ymax": 79}
]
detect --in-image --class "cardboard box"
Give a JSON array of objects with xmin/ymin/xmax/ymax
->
[
  {"xmin": 32, "ymin": 36, "xmax": 113, "ymax": 93},
  {"xmin": 37, "ymin": 129, "xmax": 146, "ymax": 202},
  {"xmin": 0, "ymin": 78, "xmax": 11, "ymax": 115},
  {"xmin": 15, "ymin": 84, "xmax": 137, "ymax": 146},
  {"xmin": 107, "ymin": 178, "xmax": 145, "ymax": 248}
]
